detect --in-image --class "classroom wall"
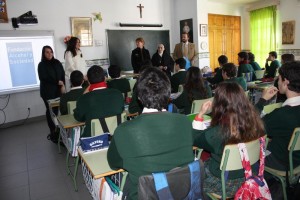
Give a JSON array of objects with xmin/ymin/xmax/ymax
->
[{"xmin": 0, "ymin": 0, "xmax": 173, "ymax": 124}]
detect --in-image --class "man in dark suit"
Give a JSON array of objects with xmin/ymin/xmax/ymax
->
[{"xmin": 173, "ymin": 32, "xmax": 197, "ymax": 68}]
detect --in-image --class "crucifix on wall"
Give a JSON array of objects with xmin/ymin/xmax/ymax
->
[{"xmin": 137, "ymin": 4, "xmax": 144, "ymax": 18}]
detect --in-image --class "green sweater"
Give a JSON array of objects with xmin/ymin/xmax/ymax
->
[
  {"xmin": 173, "ymin": 83, "xmax": 212, "ymax": 114},
  {"xmin": 237, "ymin": 63, "xmax": 254, "ymax": 78},
  {"xmin": 107, "ymin": 78, "xmax": 131, "ymax": 95},
  {"xmin": 59, "ymin": 88, "xmax": 84, "ymax": 115},
  {"xmin": 206, "ymin": 67, "xmax": 223, "ymax": 85},
  {"xmin": 193, "ymin": 126, "xmax": 256, "ymax": 179},
  {"xmin": 250, "ymin": 61, "xmax": 262, "ymax": 71},
  {"xmin": 171, "ymin": 71, "xmax": 186, "ymax": 93},
  {"xmin": 108, "ymin": 112, "xmax": 194, "ymax": 200},
  {"xmin": 73, "ymin": 88, "xmax": 124, "ymax": 137},
  {"xmin": 224, "ymin": 77, "xmax": 247, "ymax": 91},
  {"xmin": 256, "ymin": 99, "xmax": 300, "ymax": 168},
  {"xmin": 265, "ymin": 60, "xmax": 280, "ymax": 78}
]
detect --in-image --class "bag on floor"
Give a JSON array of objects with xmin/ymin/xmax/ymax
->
[{"xmin": 234, "ymin": 137, "xmax": 272, "ymax": 200}]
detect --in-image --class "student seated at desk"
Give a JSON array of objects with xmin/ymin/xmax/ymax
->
[
  {"xmin": 248, "ymin": 52, "xmax": 262, "ymax": 71},
  {"xmin": 172, "ymin": 66, "xmax": 212, "ymax": 115},
  {"xmin": 221, "ymin": 63, "xmax": 247, "ymax": 91},
  {"xmin": 264, "ymin": 51, "xmax": 280, "ymax": 78},
  {"xmin": 73, "ymin": 65, "xmax": 124, "ymax": 137},
  {"xmin": 106, "ymin": 64, "xmax": 131, "ymax": 99},
  {"xmin": 60, "ymin": 70, "xmax": 84, "ymax": 115},
  {"xmin": 108, "ymin": 67, "xmax": 194, "ymax": 200},
  {"xmin": 237, "ymin": 51, "xmax": 255, "ymax": 80},
  {"xmin": 255, "ymin": 61, "xmax": 300, "ymax": 171},
  {"xmin": 206, "ymin": 55, "xmax": 228, "ymax": 85},
  {"xmin": 193, "ymin": 82, "xmax": 265, "ymax": 197},
  {"xmin": 170, "ymin": 58, "xmax": 187, "ymax": 93}
]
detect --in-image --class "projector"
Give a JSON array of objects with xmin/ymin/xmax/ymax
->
[{"xmin": 12, "ymin": 11, "xmax": 38, "ymax": 28}]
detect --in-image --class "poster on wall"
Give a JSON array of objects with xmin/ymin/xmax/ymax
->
[
  {"xmin": 0, "ymin": 0, "xmax": 8, "ymax": 23},
  {"xmin": 282, "ymin": 20, "xmax": 295, "ymax": 45},
  {"xmin": 180, "ymin": 18, "xmax": 193, "ymax": 43}
]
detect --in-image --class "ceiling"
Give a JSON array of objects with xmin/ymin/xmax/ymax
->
[{"xmin": 209, "ymin": 0, "xmax": 260, "ymax": 5}]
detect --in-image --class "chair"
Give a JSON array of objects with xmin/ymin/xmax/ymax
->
[
  {"xmin": 91, "ymin": 112, "xmax": 126, "ymax": 136},
  {"xmin": 67, "ymin": 101, "xmax": 77, "ymax": 114},
  {"xmin": 242, "ymin": 72, "xmax": 254, "ymax": 82},
  {"xmin": 265, "ymin": 128, "xmax": 300, "ymax": 200},
  {"xmin": 206, "ymin": 137, "xmax": 262, "ymax": 199},
  {"xmin": 254, "ymin": 70, "xmax": 265, "ymax": 80},
  {"xmin": 191, "ymin": 97, "xmax": 214, "ymax": 114},
  {"xmin": 127, "ymin": 78, "xmax": 137, "ymax": 98},
  {"xmin": 178, "ymin": 84, "xmax": 184, "ymax": 93},
  {"xmin": 263, "ymin": 102, "xmax": 282, "ymax": 114}
]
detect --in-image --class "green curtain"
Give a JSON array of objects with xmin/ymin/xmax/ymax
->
[{"xmin": 250, "ymin": 6, "xmax": 277, "ymax": 67}]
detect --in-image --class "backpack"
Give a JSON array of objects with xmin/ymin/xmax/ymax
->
[{"xmin": 234, "ymin": 137, "xmax": 272, "ymax": 200}]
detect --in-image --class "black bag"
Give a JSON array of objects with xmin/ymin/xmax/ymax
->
[{"xmin": 138, "ymin": 160, "xmax": 205, "ymax": 200}]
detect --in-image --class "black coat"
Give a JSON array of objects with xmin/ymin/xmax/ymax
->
[
  {"xmin": 131, "ymin": 47, "xmax": 151, "ymax": 73},
  {"xmin": 38, "ymin": 59, "xmax": 65, "ymax": 100},
  {"xmin": 151, "ymin": 50, "xmax": 174, "ymax": 78}
]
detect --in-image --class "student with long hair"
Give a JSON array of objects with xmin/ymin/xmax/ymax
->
[
  {"xmin": 173, "ymin": 66, "xmax": 212, "ymax": 114},
  {"xmin": 193, "ymin": 82, "xmax": 265, "ymax": 196}
]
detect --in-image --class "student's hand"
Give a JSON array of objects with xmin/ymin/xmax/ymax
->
[
  {"xmin": 58, "ymin": 80, "xmax": 64, "ymax": 86},
  {"xmin": 262, "ymin": 86, "xmax": 278, "ymax": 101},
  {"xmin": 199, "ymin": 101, "xmax": 212, "ymax": 117}
]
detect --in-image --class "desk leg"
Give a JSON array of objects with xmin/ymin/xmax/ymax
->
[
  {"xmin": 66, "ymin": 152, "xmax": 80, "ymax": 191},
  {"xmin": 58, "ymin": 131, "xmax": 62, "ymax": 154}
]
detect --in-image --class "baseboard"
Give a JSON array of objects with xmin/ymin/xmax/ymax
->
[{"xmin": 0, "ymin": 115, "xmax": 46, "ymax": 129}]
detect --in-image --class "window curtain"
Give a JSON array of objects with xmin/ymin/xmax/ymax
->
[{"xmin": 250, "ymin": 6, "xmax": 277, "ymax": 67}]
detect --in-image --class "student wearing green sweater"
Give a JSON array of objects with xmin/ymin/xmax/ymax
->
[
  {"xmin": 206, "ymin": 55, "xmax": 228, "ymax": 85},
  {"xmin": 170, "ymin": 58, "xmax": 187, "ymax": 93},
  {"xmin": 73, "ymin": 65, "xmax": 124, "ymax": 137},
  {"xmin": 107, "ymin": 64, "xmax": 131, "ymax": 98},
  {"xmin": 60, "ymin": 70, "xmax": 84, "ymax": 115},
  {"xmin": 237, "ymin": 51, "xmax": 255, "ymax": 80},
  {"xmin": 173, "ymin": 66, "xmax": 212, "ymax": 114},
  {"xmin": 108, "ymin": 67, "xmax": 194, "ymax": 200},
  {"xmin": 255, "ymin": 61, "xmax": 300, "ymax": 171},
  {"xmin": 264, "ymin": 51, "xmax": 280, "ymax": 78},
  {"xmin": 193, "ymin": 82, "xmax": 265, "ymax": 196},
  {"xmin": 222, "ymin": 63, "xmax": 247, "ymax": 91},
  {"xmin": 248, "ymin": 52, "xmax": 262, "ymax": 71}
]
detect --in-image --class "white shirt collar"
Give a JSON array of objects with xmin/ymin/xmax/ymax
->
[
  {"xmin": 142, "ymin": 107, "xmax": 167, "ymax": 113},
  {"xmin": 70, "ymin": 86, "xmax": 82, "ymax": 90},
  {"xmin": 282, "ymin": 96, "xmax": 300, "ymax": 107},
  {"xmin": 178, "ymin": 69, "xmax": 185, "ymax": 72},
  {"xmin": 182, "ymin": 42, "xmax": 189, "ymax": 45}
]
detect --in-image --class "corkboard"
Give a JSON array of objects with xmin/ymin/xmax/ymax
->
[{"xmin": 282, "ymin": 20, "xmax": 295, "ymax": 45}]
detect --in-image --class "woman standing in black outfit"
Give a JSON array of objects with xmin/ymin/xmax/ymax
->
[{"xmin": 38, "ymin": 46, "xmax": 65, "ymax": 143}]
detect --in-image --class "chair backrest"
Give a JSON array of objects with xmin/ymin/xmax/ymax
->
[
  {"xmin": 245, "ymin": 90, "xmax": 249, "ymax": 99},
  {"xmin": 127, "ymin": 78, "xmax": 137, "ymax": 97},
  {"xmin": 263, "ymin": 102, "xmax": 282, "ymax": 114},
  {"xmin": 178, "ymin": 84, "xmax": 184, "ymax": 93},
  {"xmin": 90, "ymin": 112, "xmax": 126, "ymax": 136},
  {"xmin": 191, "ymin": 97, "xmax": 214, "ymax": 114},
  {"xmin": 254, "ymin": 70, "xmax": 265, "ymax": 80},
  {"xmin": 67, "ymin": 101, "xmax": 77, "ymax": 114},
  {"xmin": 242, "ymin": 72, "xmax": 254, "ymax": 82},
  {"xmin": 288, "ymin": 128, "xmax": 300, "ymax": 178},
  {"xmin": 220, "ymin": 138, "xmax": 261, "ymax": 171}
]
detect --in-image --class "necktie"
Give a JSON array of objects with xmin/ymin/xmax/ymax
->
[{"xmin": 183, "ymin": 43, "xmax": 188, "ymax": 57}]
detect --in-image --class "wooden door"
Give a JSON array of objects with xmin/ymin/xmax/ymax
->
[{"xmin": 208, "ymin": 14, "xmax": 241, "ymax": 71}]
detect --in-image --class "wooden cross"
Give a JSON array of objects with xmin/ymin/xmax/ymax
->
[{"xmin": 137, "ymin": 4, "xmax": 144, "ymax": 18}]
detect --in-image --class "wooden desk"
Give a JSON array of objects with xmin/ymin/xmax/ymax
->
[
  {"xmin": 57, "ymin": 114, "xmax": 85, "ymax": 129},
  {"xmin": 47, "ymin": 98, "xmax": 60, "ymax": 126},
  {"xmin": 247, "ymin": 81, "xmax": 274, "ymax": 90},
  {"xmin": 78, "ymin": 147, "xmax": 124, "ymax": 199}
]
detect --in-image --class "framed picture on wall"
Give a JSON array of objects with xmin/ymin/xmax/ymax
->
[
  {"xmin": 180, "ymin": 18, "xmax": 193, "ymax": 43},
  {"xmin": 200, "ymin": 24, "xmax": 207, "ymax": 37},
  {"xmin": 70, "ymin": 17, "xmax": 93, "ymax": 46},
  {"xmin": 0, "ymin": 0, "xmax": 8, "ymax": 23},
  {"xmin": 282, "ymin": 20, "xmax": 295, "ymax": 44}
]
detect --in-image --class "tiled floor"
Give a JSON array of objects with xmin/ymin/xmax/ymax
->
[{"xmin": 0, "ymin": 119, "xmax": 91, "ymax": 200}]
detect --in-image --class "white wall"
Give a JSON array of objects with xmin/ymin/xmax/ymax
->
[{"xmin": 0, "ymin": 0, "xmax": 173, "ymax": 123}]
